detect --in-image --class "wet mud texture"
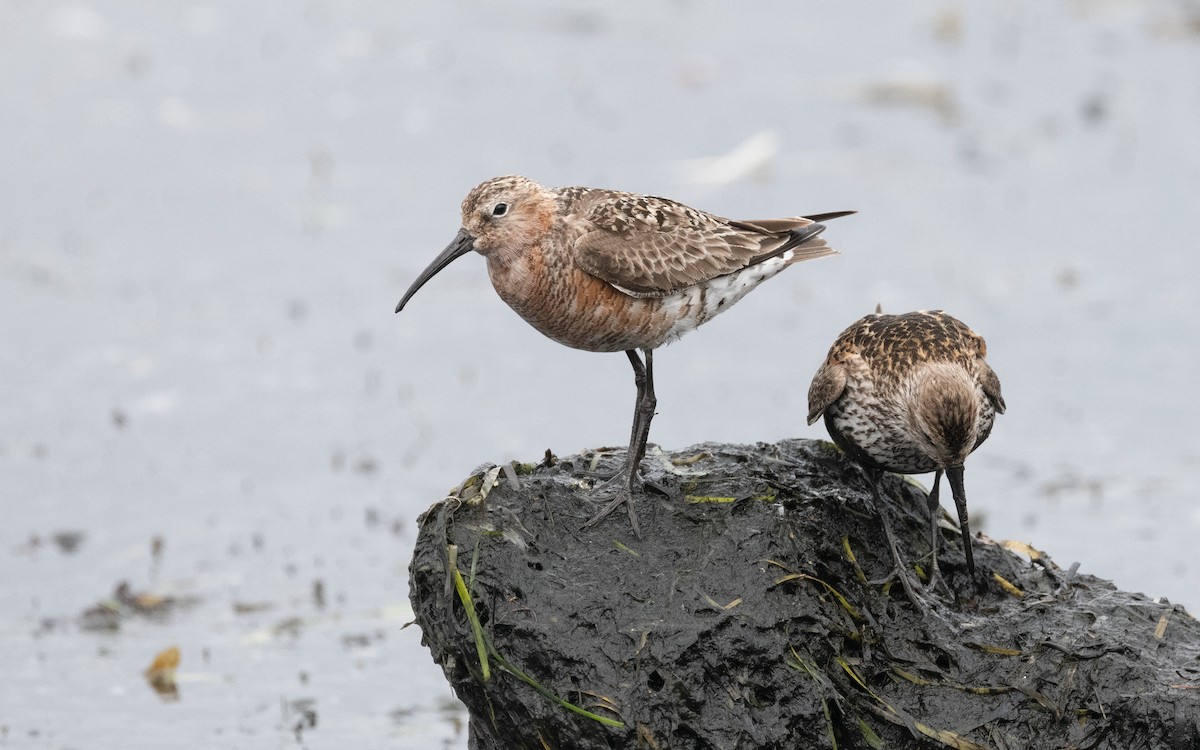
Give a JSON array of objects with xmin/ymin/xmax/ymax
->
[{"xmin": 409, "ymin": 440, "xmax": 1200, "ymax": 750}]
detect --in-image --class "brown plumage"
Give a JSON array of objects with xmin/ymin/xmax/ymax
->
[
  {"xmin": 397, "ymin": 175, "xmax": 852, "ymax": 536},
  {"xmin": 807, "ymin": 310, "xmax": 1005, "ymax": 603}
]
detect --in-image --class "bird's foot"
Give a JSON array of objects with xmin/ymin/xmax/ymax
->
[
  {"xmin": 881, "ymin": 566, "xmax": 931, "ymax": 611},
  {"xmin": 916, "ymin": 552, "xmax": 953, "ymax": 599},
  {"xmin": 582, "ymin": 473, "xmax": 642, "ymax": 538},
  {"xmin": 871, "ymin": 567, "xmax": 956, "ymax": 625},
  {"xmin": 582, "ymin": 465, "xmax": 669, "ymax": 496},
  {"xmin": 923, "ymin": 570, "xmax": 950, "ymax": 599},
  {"xmin": 875, "ymin": 506, "xmax": 942, "ymax": 613},
  {"xmin": 579, "ymin": 452, "xmax": 672, "ymax": 538},
  {"xmin": 577, "ymin": 451, "xmax": 668, "ymax": 490}
]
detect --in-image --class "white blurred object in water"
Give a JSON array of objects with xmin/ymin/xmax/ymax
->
[{"xmin": 676, "ymin": 130, "xmax": 782, "ymax": 187}]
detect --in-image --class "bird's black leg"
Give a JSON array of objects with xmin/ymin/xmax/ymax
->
[
  {"xmin": 631, "ymin": 349, "xmax": 656, "ymax": 467},
  {"xmin": 583, "ymin": 349, "xmax": 656, "ymax": 537},
  {"xmin": 946, "ymin": 465, "xmax": 975, "ymax": 576},
  {"xmin": 925, "ymin": 469, "xmax": 946, "ymax": 592},
  {"xmin": 868, "ymin": 473, "xmax": 926, "ymax": 610}
]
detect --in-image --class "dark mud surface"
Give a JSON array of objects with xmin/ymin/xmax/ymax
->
[{"xmin": 412, "ymin": 441, "xmax": 1200, "ymax": 749}]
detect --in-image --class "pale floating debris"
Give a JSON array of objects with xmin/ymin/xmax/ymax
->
[
  {"xmin": 864, "ymin": 64, "xmax": 957, "ymax": 121},
  {"xmin": 676, "ymin": 130, "xmax": 782, "ymax": 187}
]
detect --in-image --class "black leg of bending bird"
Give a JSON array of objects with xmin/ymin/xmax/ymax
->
[
  {"xmin": 925, "ymin": 469, "xmax": 945, "ymax": 591},
  {"xmin": 868, "ymin": 472, "xmax": 925, "ymax": 610}
]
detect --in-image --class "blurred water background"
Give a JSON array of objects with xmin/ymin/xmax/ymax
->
[{"xmin": 3, "ymin": 1, "xmax": 1199, "ymax": 747}]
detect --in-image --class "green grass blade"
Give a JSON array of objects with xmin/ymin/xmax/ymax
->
[
  {"xmin": 488, "ymin": 646, "xmax": 624, "ymax": 728},
  {"xmin": 452, "ymin": 563, "xmax": 491, "ymax": 681}
]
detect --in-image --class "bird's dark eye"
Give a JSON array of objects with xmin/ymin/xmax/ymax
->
[{"xmin": 492, "ymin": 203, "xmax": 508, "ymax": 217}]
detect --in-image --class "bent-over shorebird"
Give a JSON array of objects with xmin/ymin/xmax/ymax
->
[
  {"xmin": 397, "ymin": 175, "xmax": 851, "ymax": 536},
  {"xmin": 807, "ymin": 310, "xmax": 1005, "ymax": 605}
]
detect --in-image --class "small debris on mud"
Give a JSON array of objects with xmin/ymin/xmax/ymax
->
[
  {"xmin": 78, "ymin": 582, "xmax": 199, "ymax": 632},
  {"xmin": 143, "ymin": 645, "xmax": 180, "ymax": 701},
  {"xmin": 283, "ymin": 698, "xmax": 317, "ymax": 742}
]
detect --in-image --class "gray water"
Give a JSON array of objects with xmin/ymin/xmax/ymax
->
[{"xmin": 3, "ymin": 1, "xmax": 1199, "ymax": 747}]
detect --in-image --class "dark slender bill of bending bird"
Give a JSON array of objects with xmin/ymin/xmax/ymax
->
[
  {"xmin": 396, "ymin": 175, "xmax": 851, "ymax": 537},
  {"xmin": 807, "ymin": 309, "xmax": 1005, "ymax": 606}
]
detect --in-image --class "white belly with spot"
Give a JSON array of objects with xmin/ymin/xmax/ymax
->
[{"xmin": 657, "ymin": 254, "xmax": 792, "ymax": 345}]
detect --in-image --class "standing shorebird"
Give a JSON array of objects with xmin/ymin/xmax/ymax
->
[
  {"xmin": 397, "ymin": 175, "xmax": 851, "ymax": 535},
  {"xmin": 807, "ymin": 310, "xmax": 1005, "ymax": 604}
]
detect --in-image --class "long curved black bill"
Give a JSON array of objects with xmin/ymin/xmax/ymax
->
[{"xmin": 395, "ymin": 228, "xmax": 476, "ymax": 313}]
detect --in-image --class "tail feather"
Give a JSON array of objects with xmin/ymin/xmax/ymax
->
[
  {"xmin": 783, "ymin": 235, "xmax": 839, "ymax": 264},
  {"xmin": 776, "ymin": 224, "xmax": 839, "ymax": 265}
]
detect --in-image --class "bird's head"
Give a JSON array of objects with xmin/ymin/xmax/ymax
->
[
  {"xmin": 395, "ymin": 175, "xmax": 553, "ymax": 313},
  {"xmin": 905, "ymin": 361, "xmax": 980, "ymax": 468}
]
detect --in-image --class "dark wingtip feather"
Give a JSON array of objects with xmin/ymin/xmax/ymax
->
[
  {"xmin": 786, "ymin": 222, "xmax": 826, "ymax": 249},
  {"xmin": 802, "ymin": 210, "xmax": 857, "ymax": 223}
]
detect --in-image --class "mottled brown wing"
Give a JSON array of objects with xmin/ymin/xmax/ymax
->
[
  {"xmin": 807, "ymin": 357, "xmax": 849, "ymax": 425},
  {"xmin": 978, "ymin": 360, "xmax": 1006, "ymax": 413},
  {"xmin": 573, "ymin": 193, "xmax": 822, "ymax": 296},
  {"xmin": 849, "ymin": 311, "xmax": 978, "ymax": 372}
]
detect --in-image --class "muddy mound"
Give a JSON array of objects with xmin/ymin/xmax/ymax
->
[{"xmin": 409, "ymin": 440, "xmax": 1200, "ymax": 749}]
